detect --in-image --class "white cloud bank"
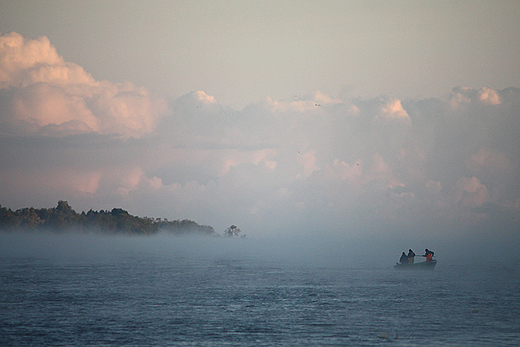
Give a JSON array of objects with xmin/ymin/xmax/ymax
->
[
  {"xmin": 0, "ymin": 32, "xmax": 166, "ymax": 138},
  {"xmin": 1, "ymin": 33, "xmax": 519, "ymax": 250}
]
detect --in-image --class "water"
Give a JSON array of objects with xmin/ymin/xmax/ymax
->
[{"xmin": 1, "ymin": 235, "xmax": 519, "ymax": 346}]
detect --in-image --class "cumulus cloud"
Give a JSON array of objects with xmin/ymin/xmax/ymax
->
[
  {"xmin": 455, "ymin": 176, "xmax": 489, "ymax": 207},
  {"xmin": 0, "ymin": 33, "xmax": 63, "ymax": 86},
  {"xmin": 377, "ymin": 98, "xmax": 411, "ymax": 122},
  {"xmin": 478, "ymin": 87, "xmax": 501, "ymax": 105},
  {"xmin": 0, "ymin": 32, "xmax": 166, "ymax": 138},
  {"xmin": 297, "ymin": 150, "xmax": 320, "ymax": 178},
  {"xmin": 466, "ymin": 149, "xmax": 511, "ymax": 175},
  {"xmin": 450, "ymin": 86, "xmax": 505, "ymax": 109},
  {"xmin": 1, "ymin": 33, "xmax": 519, "ymax": 244},
  {"xmin": 324, "ymin": 159, "xmax": 363, "ymax": 183}
]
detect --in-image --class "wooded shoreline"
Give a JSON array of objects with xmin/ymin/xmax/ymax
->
[{"xmin": 0, "ymin": 201, "xmax": 216, "ymax": 235}]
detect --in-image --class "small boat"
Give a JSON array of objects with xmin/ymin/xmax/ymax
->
[{"xmin": 394, "ymin": 259, "xmax": 437, "ymax": 270}]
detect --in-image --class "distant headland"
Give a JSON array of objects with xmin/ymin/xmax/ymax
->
[{"xmin": 0, "ymin": 200, "xmax": 218, "ymax": 236}]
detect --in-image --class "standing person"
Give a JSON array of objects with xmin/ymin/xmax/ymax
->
[
  {"xmin": 423, "ymin": 249, "xmax": 434, "ymax": 262},
  {"xmin": 399, "ymin": 252, "xmax": 408, "ymax": 264},
  {"xmin": 407, "ymin": 249, "xmax": 416, "ymax": 264}
]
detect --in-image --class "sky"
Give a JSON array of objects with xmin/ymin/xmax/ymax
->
[{"xmin": 1, "ymin": 1, "xmax": 520, "ymax": 261}]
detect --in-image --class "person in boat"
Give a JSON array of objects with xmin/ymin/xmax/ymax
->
[
  {"xmin": 423, "ymin": 249, "xmax": 434, "ymax": 263},
  {"xmin": 407, "ymin": 249, "xmax": 416, "ymax": 264},
  {"xmin": 399, "ymin": 252, "xmax": 408, "ymax": 264}
]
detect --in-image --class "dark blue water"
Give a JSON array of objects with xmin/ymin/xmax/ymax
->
[{"xmin": 1, "ymin": 235, "xmax": 519, "ymax": 346}]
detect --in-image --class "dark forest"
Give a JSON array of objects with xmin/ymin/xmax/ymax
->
[{"xmin": 0, "ymin": 201, "xmax": 215, "ymax": 235}]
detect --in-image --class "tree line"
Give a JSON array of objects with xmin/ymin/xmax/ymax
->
[{"xmin": 0, "ymin": 200, "xmax": 216, "ymax": 235}]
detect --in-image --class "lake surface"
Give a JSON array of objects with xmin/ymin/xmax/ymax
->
[{"xmin": 1, "ymin": 234, "xmax": 519, "ymax": 346}]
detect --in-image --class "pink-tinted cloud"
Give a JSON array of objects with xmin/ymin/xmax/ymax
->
[
  {"xmin": 450, "ymin": 86, "xmax": 503, "ymax": 109},
  {"xmin": 0, "ymin": 33, "xmax": 63, "ymax": 86},
  {"xmin": 0, "ymin": 32, "xmax": 166, "ymax": 138},
  {"xmin": 1, "ymin": 30, "xmax": 519, "ymax": 243},
  {"xmin": 478, "ymin": 87, "xmax": 501, "ymax": 105},
  {"xmin": 455, "ymin": 176, "xmax": 489, "ymax": 207},
  {"xmin": 377, "ymin": 98, "xmax": 411, "ymax": 122}
]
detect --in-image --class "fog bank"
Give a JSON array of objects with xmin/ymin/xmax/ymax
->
[{"xmin": 2, "ymin": 230, "xmax": 518, "ymax": 269}]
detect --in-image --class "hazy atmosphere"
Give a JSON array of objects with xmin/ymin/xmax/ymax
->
[{"xmin": 1, "ymin": 1, "xmax": 520, "ymax": 263}]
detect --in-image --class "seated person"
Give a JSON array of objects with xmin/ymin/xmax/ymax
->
[
  {"xmin": 407, "ymin": 249, "xmax": 415, "ymax": 264},
  {"xmin": 399, "ymin": 252, "xmax": 408, "ymax": 264},
  {"xmin": 423, "ymin": 249, "xmax": 434, "ymax": 262}
]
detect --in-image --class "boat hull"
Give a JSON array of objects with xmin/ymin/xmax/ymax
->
[{"xmin": 394, "ymin": 260, "xmax": 437, "ymax": 270}]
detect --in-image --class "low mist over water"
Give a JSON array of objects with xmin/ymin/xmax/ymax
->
[
  {"xmin": 2, "ymin": 229, "xmax": 519, "ymax": 268},
  {"xmin": 2, "ymin": 231, "xmax": 519, "ymax": 346}
]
